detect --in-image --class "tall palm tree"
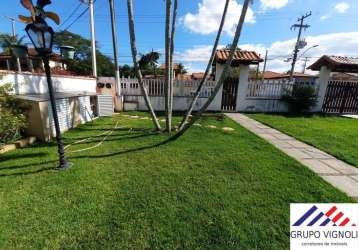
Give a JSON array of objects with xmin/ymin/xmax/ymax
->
[
  {"xmin": 0, "ymin": 34, "xmax": 26, "ymax": 53},
  {"xmin": 168, "ymin": 0, "xmax": 178, "ymax": 132},
  {"xmin": 126, "ymin": 0, "xmax": 161, "ymax": 131},
  {"xmin": 164, "ymin": 0, "xmax": 172, "ymax": 132},
  {"xmin": 176, "ymin": 0, "xmax": 252, "ymax": 136},
  {"xmin": 178, "ymin": 0, "xmax": 230, "ymax": 130}
]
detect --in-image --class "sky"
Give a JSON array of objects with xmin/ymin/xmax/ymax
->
[{"xmin": 1, "ymin": 0, "xmax": 358, "ymax": 74}]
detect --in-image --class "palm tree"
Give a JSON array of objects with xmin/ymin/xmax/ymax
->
[
  {"xmin": 176, "ymin": 0, "xmax": 252, "ymax": 136},
  {"xmin": 177, "ymin": 63, "xmax": 187, "ymax": 75},
  {"xmin": 178, "ymin": 0, "xmax": 230, "ymax": 130},
  {"xmin": 168, "ymin": 0, "xmax": 178, "ymax": 131},
  {"xmin": 138, "ymin": 50, "xmax": 160, "ymax": 76},
  {"xmin": 0, "ymin": 34, "xmax": 26, "ymax": 53},
  {"xmin": 126, "ymin": 0, "xmax": 161, "ymax": 131},
  {"xmin": 164, "ymin": 0, "xmax": 172, "ymax": 132}
]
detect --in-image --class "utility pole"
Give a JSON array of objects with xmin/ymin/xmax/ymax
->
[
  {"xmin": 261, "ymin": 49, "xmax": 268, "ymax": 80},
  {"xmin": 301, "ymin": 57, "xmax": 310, "ymax": 73},
  {"xmin": 4, "ymin": 16, "xmax": 16, "ymax": 38},
  {"xmin": 88, "ymin": 0, "xmax": 97, "ymax": 77},
  {"xmin": 4, "ymin": 16, "xmax": 21, "ymax": 72},
  {"xmin": 289, "ymin": 12, "xmax": 311, "ymax": 82},
  {"xmin": 109, "ymin": 0, "xmax": 122, "ymax": 109}
]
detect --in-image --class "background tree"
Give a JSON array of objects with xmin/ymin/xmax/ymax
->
[
  {"xmin": 119, "ymin": 64, "xmax": 135, "ymax": 78},
  {"xmin": 138, "ymin": 50, "xmax": 161, "ymax": 76},
  {"xmin": 0, "ymin": 33, "xmax": 27, "ymax": 53},
  {"xmin": 53, "ymin": 30, "xmax": 115, "ymax": 76},
  {"xmin": 177, "ymin": 63, "xmax": 187, "ymax": 75}
]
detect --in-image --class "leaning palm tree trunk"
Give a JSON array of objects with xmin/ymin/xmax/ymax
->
[
  {"xmin": 165, "ymin": 0, "xmax": 172, "ymax": 132},
  {"xmin": 178, "ymin": 0, "xmax": 230, "ymax": 130},
  {"xmin": 176, "ymin": 0, "xmax": 251, "ymax": 136},
  {"xmin": 127, "ymin": 0, "xmax": 161, "ymax": 130},
  {"xmin": 168, "ymin": 0, "xmax": 178, "ymax": 130}
]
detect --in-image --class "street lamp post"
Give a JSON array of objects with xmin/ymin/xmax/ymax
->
[{"xmin": 25, "ymin": 21, "xmax": 72, "ymax": 170}]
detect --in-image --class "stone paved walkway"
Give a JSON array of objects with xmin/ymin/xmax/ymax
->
[{"xmin": 226, "ymin": 113, "xmax": 358, "ymax": 200}]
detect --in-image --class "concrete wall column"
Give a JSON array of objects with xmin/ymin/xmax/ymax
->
[
  {"xmin": 236, "ymin": 64, "xmax": 250, "ymax": 112},
  {"xmin": 313, "ymin": 66, "xmax": 331, "ymax": 112}
]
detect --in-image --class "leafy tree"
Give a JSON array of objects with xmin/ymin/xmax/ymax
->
[
  {"xmin": 53, "ymin": 30, "xmax": 115, "ymax": 76},
  {"xmin": 138, "ymin": 51, "xmax": 162, "ymax": 77},
  {"xmin": 0, "ymin": 84, "xmax": 30, "ymax": 145},
  {"xmin": 0, "ymin": 33, "xmax": 27, "ymax": 53},
  {"xmin": 177, "ymin": 63, "xmax": 187, "ymax": 75},
  {"xmin": 119, "ymin": 64, "xmax": 135, "ymax": 78}
]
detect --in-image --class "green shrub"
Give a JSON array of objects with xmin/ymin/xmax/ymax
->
[
  {"xmin": 282, "ymin": 84, "xmax": 318, "ymax": 113},
  {"xmin": 0, "ymin": 84, "xmax": 29, "ymax": 145}
]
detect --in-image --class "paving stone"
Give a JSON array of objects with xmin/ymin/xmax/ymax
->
[
  {"xmin": 269, "ymin": 139, "xmax": 293, "ymax": 149},
  {"xmin": 222, "ymin": 127, "xmax": 235, "ymax": 132},
  {"xmin": 350, "ymin": 175, "xmax": 358, "ymax": 182},
  {"xmin": 321, "ymin": 175, "xmax": 358, "ymax": 197},
  {"xmin": 271, "ymin": 133, "xmax": 294, "ymax": 141},
  {"xmin": 301, "ymin": 159, "xmax": 340, "ymax": 175},
  {"xmin": 301, "ymin": 148, "xmax": 334, "ymax": 159},
  {"xmin": 258, "ymin": 133, "xmax": 277, "ymax": 140},
  {"xmin": 280, "ymin": 147, "xmax": 313, "ymax": 160},
  {"xmin": 286, "ymin": 140, "xmax": 311, "ymax": 149},
  {"xmin": 320, "ymin": 159, "xmax": 358, "ymax": 175}
]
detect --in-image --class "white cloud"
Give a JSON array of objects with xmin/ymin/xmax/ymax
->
[
  {"xmin": 176, "ymin": 31, "xmax": 358, "ymax": 74},
  {"xmin": 175, "ymin": 45, "xmax": 222, "ymax": 63},
  {"xmin": 182, "ymin": 0, "xmax": 255, "ymax": 36},
  {"xmin": 335, "ymin": 2, "xmax": 350, "ymax": 13},
  {"xmin": 321, "ymin": 2, "xmax": 350, "ymax": 20},
  {"xmin": 320, "ymin": 14, "xmax": 330, "ymax": 20},
  {"xmin": 260, "ymin": 0, "xmax": 289, "ymax": 10}
]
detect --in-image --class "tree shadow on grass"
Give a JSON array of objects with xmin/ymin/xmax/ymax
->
[
  {"xmin": 0, "ymin": 133, "xmax": 178, "ymax": 177},
  {"xmin": 0, "ymin": 152, "xmax": 49, "ymax": 164}
]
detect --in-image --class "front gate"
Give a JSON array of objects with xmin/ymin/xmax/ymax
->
[
  {"xmin": 322, "ymin": 80, "xmax": 358, "ymax": 114},
  {"xmin": 222, "ymin": 77, "xmax": 239, "ymax": 112}
]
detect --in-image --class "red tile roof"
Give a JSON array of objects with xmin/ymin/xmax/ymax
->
[
  {"xmin": 308, "ymin": 55, "xmax": 358, "ymax": 73},
  {"xmin": 215, "ymin": 49, "xmax": 263, "ymax": 65},
  {"xmin": 262, "ymin": 71, "xmax": 317, "ymax": 79}
]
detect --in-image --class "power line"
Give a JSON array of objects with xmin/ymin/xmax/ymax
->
[
  {"xmin": 61, "ymin": 0, "xmax": 101, "ymax": 32},
  {"xmin": 57, "ymin": 2, "xmax": 83, "ymax": 31},
  {"xmin": 63, "ymin": 6, "xmax": 90, "ymax": 31}
]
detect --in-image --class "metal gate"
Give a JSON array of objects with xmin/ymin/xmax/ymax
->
[
  {"xmin": 221, "ymin": 77, "xmax": 239, "ymax": 112},
  {"xmin": 322, "ymin": 80, "xmax": 358, "ymax": 114}
]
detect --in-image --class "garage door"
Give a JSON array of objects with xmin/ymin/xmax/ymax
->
[{"xmin": 48, "ymin": 98, "xmax": 72, "ymax": 136}]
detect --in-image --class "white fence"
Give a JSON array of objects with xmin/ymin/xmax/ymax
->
[
  {"xmin": 120, "ymin": 78, "xmax": 221, "ymax": 111},
  {"xmin": 247, "ymin": 79, "xmax": 294, "ymax": 99},
  {"xmin": 121, "ymin": 78, "xmax": 216, "ymax": 98}
]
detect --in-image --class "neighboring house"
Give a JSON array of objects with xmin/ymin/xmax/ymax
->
[
  {"xmin": 0, "ymin": 59, "xmax": 113, "ymax": 141},
  {"xmin": 330, "ymin": 72, "xmax": 358, "ymax": 81},
  {"xmin": 308, "ymin": 55, "xmax": 358, "ymax": 73},
  {"xmin": 176, "ymin": 72, "xmax": 214, "ymax": 81},
  {"xmin": 0, "ymin": 48, "xmax": 66, "ymax": 72},
  {"xmin": 262, "ymin": 71, "xmax": 318, "ymax": 85}
]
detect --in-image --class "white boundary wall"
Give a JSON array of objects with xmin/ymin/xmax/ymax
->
[{"xmin": 0, "ymin": 70, "xmax": 96, "ymax": 95}]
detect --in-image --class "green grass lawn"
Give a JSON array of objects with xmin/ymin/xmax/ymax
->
[
  {"xmin": 0, "ymin": 113, "xmax": 354, "ymax": 249},
  {"xmin": 248, "ymin": 114, "xmax": 358, "ymax": 167}
]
